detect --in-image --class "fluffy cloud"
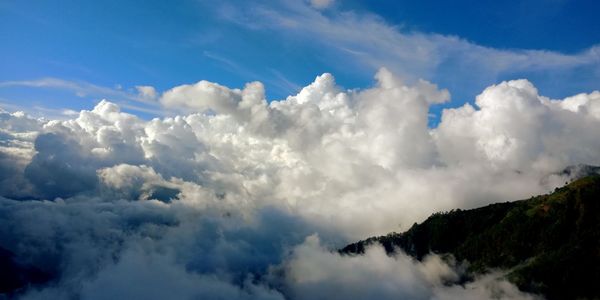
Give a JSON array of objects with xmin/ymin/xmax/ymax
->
[
  {"xmin": 0, "ymin": 69, "xmax": 598, "ymax": 299},
  {"xmin": 434, "ymin": 80, "xmax": 600, "ymax": 172},
  {"xmin": 282, "ymin": 235, "xmax": 539, "ymax": 300},
  {"xmin": 160, "ymin": 81, "xmax": 266, "ymax": 118},
  {"xmin": 136, "ymin": 85, "xmax": 158, "ymax": 101}
]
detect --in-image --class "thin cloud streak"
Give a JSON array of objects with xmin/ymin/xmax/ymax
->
[
  {"xmin": 215, "ymin": 1, "xmax": 600, "ymax": 88},
  {"xmin": 0, "ymin": 77, "xmax": 164, "ymax": 116},
  {"xmin": 203, "ymin": 51, "xmax": 302, "ymax": 98}
]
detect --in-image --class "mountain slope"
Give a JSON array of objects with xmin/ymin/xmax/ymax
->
[{"xmin": 341, "ymin": 175, "xmax": 600, "ymax": 300}]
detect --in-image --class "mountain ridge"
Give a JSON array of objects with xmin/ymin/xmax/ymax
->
[{"xmin": 341, "ymin": 174, "xmax": 600, "ymax": 299}]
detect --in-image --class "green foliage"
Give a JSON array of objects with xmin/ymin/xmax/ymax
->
[{"xmin": 340, "ymin": 175, "xmax": 600, "ymax": 300}]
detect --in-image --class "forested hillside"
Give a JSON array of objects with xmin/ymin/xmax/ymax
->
[{"xmin": 341, "ymin": 175, "xmax": 600, "ymax": 299}]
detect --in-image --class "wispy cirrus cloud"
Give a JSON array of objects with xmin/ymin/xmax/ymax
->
[
  {"xmin": 0, "ymin": 78, "xmax": 127, "ymax": 98},
  {"xmin": 0, "ymin": 77, "xmax": 164, "ymax": 116},
  {"xmin": 203, "ymin": 51, "xmax": 302, "ymax": 97},
  {"xmin": 213, "ymin": 1, "xmax": 600, "ymax": 100}
]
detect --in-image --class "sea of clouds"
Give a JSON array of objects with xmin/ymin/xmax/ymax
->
[{"xmin": 1, "ymin": 68, "xmax": 599, "ymax": 299}]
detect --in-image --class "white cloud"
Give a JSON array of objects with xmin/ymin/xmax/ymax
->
[
  {"xmin": 434, "ymin": 80, "xmax": 600, "ymax": 173},
  {"xmin": 0, "ymin": 78, "xmax": 127, "ymax": 99},
  {"xmin": 135, "ymin": 85, "xmax": 158, "ymax": 101},
  {"xmin": 282, "ymin": 235, "xmax": 539, "ymax": 300},
  {"xmin": 3, "ymin": 69, "xmax": 597, "ymax": 235},
  {"xmin": 0, "ymin": 69, "xmax": 598, "ymax": 298}
]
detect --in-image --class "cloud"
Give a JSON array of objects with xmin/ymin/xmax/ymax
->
[
  {"xmin": 135, "ymin": 85, "xmax": 158, "ymax": 101},
  {"xmin": 0, "ymin": 109, "xmax": 41, "ymax": 199},
  {"xmin": 1, "ymin": 69, "xmax": 598, "ymax": 298},
  {"xmin": 77, "ymin": 249, "xmax": 285, "ymax": 300},
  {"xmin": 3, "ymin": 69, "xmax": 599, "ymax": 234},
  {"xmin": 434, "ymin": 80, "xmax": 600, "ymax": 172},
  {"xmin": 309, "ymin": 0, "xmax": 334, "ymax": 10},
  {"xmin": 24, "ymin": 132, "xmax": 99, "ymax": 199},
  {"xmin": 202, "ymin": 51, "xmax": 302, "ymax": 97},
  {"xmin": 0, "ymin": 78, "xmax": 128, "ymax": 99},
  {"xmin": 0, "ymin": 78, "xmax": 163, "ymax": 115},
  {"xmin": 213, "ymin": 1, "xmax": 600, "ymax": 100},
  {"xmin": 281, "ymin": 235, "xmax": 539, "ymax": 300},
  {"xmin": 161, "ymin": 80, "xmax": 249, "ymax": 114}
]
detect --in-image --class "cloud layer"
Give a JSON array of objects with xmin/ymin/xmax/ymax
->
[{"xmin": 1, "ymin": 69, "xmax": 599, "ymax": 299}]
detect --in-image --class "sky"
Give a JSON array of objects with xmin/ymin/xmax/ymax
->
[
  {"xmin": 1, "ymin": 0, "xmax": 599, "ymax": 121},
  {"xmin": 1, "ymin": 1, "xmax": 600, "ymax": 299}
]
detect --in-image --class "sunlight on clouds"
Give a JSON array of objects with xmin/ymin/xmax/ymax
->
[{"xmin": 0, "ymin": 68, "xmax": 599, "ymax": 299}]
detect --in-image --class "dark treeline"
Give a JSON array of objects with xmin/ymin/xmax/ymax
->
[{"xmin": 341, "ymin": 175, "xmax": 600, "ymax": 300}]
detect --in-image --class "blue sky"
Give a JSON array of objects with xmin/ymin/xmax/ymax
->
[{"xmin": 1, "ymin": 0, "xmax": 599, "ymax": 122}]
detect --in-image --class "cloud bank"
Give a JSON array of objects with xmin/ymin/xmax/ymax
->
[{"xmin": 1, "ymin": 69, "xmax": 599, "ymax": 299}]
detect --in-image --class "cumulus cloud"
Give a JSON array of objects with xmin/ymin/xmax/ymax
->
[
  {"xmin": 434, "ymin": 80, "xmax": 600, "ymax": 172},
  {"xmin": 1, "ymin": 69, "xmax": 598, "ymax": 298},
  {"xmin": 160, "ymin": 80, "xmax": 269, "ymax": 130},
  {"xmin": 136, "ymin": 85, "xmax": 158, "ymax": 101}
]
